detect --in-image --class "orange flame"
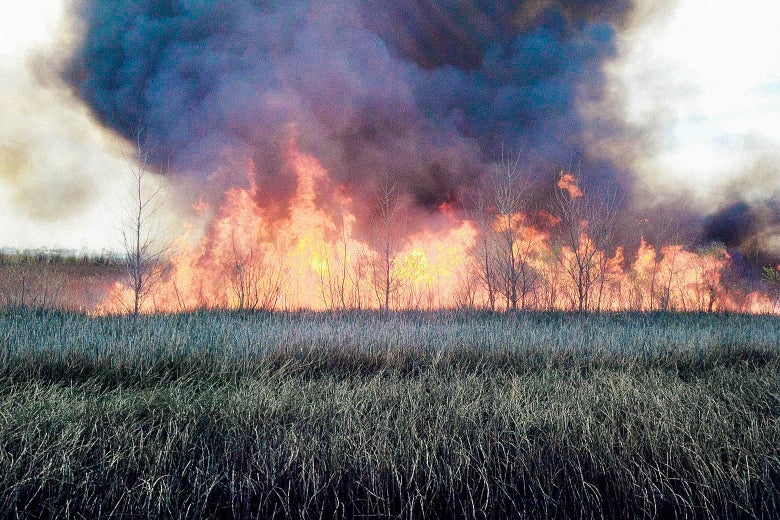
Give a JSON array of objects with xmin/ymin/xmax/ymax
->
[
  {"xmin": 100, "ymin": 139, "xmax": 480, "ymax": 312},
  {"xmin": 97, "ymin": 140, "xmax": 780, "ymax": 315},
  {"xmin": 557, "ymin": 171, "xmax": 583, "ymax": 198}
]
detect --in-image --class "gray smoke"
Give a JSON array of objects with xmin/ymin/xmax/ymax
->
[{"xmin": 61, "ymin": 0, "xmax": 633, "ymax": 233}]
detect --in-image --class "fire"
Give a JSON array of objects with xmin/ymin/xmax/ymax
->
[
  {"xmin": 536, "ymin": 210, "xmax": 560, "ymax": 228},
  {"xmin": 100, "ymin": 139, "xmax": 479, "ymax": 312},
  {"xmin": 192, "ymin": 197, "xmax": 209, "ymax": 216},
  {"xmin": 98, "ymin": 141, "xmax": 780, "ymax": 315},
  {"xmin": 557, "ymin": 171, "xmax": 583, "ymax": 198}
]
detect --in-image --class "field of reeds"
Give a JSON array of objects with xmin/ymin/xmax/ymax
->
[{"xmin": 1, "ymin": 308, "xmax": 779, "ymax": 518}]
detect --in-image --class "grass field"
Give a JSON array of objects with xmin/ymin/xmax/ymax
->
[{"xmin": 1, "ymin": 308, "xmax": 779, "ymax": 518}]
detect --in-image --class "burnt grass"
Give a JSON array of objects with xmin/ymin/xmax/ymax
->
[{"xmin": 1, "ymin": 308, "xmax": 779, "ymax": 518}]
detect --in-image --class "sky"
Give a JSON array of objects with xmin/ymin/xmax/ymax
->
[
  {"xmin": 0, "ymin": 0, "xmax": 779, "ymax": 255},
  {"xmin": 614, "ymin": 1, "xmax": 780, "ymax": 201},
  {"xmin": 0, "ymin": 0, "xmax": 131, "ymax": 252}
]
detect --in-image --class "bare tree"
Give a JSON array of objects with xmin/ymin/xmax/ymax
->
[
  {"xmin": 120, "ymin": 130, "xmax": 168, "ymax": 318},
  {"xmin": 658, "ymin": 245, "xmax": 693, "ymax": 311},
  {"xmin": 370, "ymin": 174, "xmax": 404, "ymax": 312},
  {"xmin": 228, "ymin": 231, "xmax": 284, "ymax": 311},
  {"xmin": 468, "ymin": 191, "xmax": 498, "ymax": 311},
  {"xmin": 452, "ymin": 261, "xmax": 481, "ymax": 309},
  {"xmin": 553, "ymin": 170, "xmax": 618, "ymax": 312},
  {"xmin": 635, "ymin": 220, "xmax": 685, "ymax": 311},
  {"xmin": 483, "ymin": 151, "xmax": 538, "ymax": 312},
  {"xmin": 349, "ymin": 246, "xmax": 370, "ymax": 310},
  {"xmin": 761, "ymin": 265, "xmax": 780, "ymax": 313},
  {"xmin": 469, "ymin": 151, "xmax": 534, "ymax": 312},
  {"xmin": 492, "ymin": 153, "xmax": 524, "ymax": 311},
  {"xmin": 693, "ymin": 243, "xmax": 728, "ymax": 312},
  {"xmin": 317, "ymin": 209, "xmax": 352, "ymax": 311},
  {"xmin": 538, "ymin": 250, "xmax": 564, "ymax": 310}
]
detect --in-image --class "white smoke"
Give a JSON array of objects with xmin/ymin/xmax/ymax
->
[
  {"xmin": 0, "ymin": 1, "xmax": 176, "ymax": 252},
  {"xmin": 610, "ymin": 0, "xmax": 780, "ymax": 208}
]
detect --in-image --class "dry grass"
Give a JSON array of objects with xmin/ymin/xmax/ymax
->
[{"xmin": 1, "ymin": 309, "xmax": 779, "ymax": 518}]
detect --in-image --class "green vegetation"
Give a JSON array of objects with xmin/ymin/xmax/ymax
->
[{"xmin": 1, "ymin": 309, "xmax": 779, "ymax": 518}]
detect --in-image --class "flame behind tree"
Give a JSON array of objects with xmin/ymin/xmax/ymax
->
[
  {"xmin": 557, "ymin": 172, "xmax": 584, "ymax": 199},
  {"xmin": 61, "ymin": 0, "xmax": 780, "ymax": 315},
  {"xmin": 370, "ymin": 175, "xmax": 403, "ymax": 313},
  {"xmin": 118, "ymin": 131, "xmax": 168, "ymax": 318},
  {"xmin": 468, "ymin": 192, "xmax": 499, "ymax": 311},
  {"xmin": 100, "ymin": 140, "xmax": 475, "ymax": 313},
  {"xmin": 553, "ymin": 171, "xmax": 618, "ymax": 312},
  {"xmin": 97, "ymin": 140, "xmax": 780, "ymax": 316},
  {"xmin": 761, "ymin": 265, "xmax": 780, "ymax": 313},
  {"xmin": 488, "ymin": 151, "xmax": 538, "ymax": 311}
]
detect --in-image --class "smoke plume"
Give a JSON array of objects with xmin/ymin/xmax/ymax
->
[
  {"xmin": 59, "ymin": 0, "xmax": 779, "ymax": 268},
  {"xmin": 61, "ymin": 1, "xmax": 630, "ymax": 223}
]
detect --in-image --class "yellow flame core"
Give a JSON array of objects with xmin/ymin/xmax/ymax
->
[{"xmin": 100, "ymin": 139, "xmax": 484, "ymax": 312}]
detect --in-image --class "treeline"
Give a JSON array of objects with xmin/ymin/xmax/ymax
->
[
  {"xmin": 0, "ymin": 250, "xmax": 124, "ymax": 311},
  {"xmin": 0, "ymin": 248, "xmax": 124, "ymax": 267}
]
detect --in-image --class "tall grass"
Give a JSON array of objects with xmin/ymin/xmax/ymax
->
[{"xmin": 1, "ymin": 309, "xmax": 779, "ymax": 518}]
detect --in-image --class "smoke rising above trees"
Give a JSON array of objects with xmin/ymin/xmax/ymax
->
[
  {"xmin": 61, "ymin": 1, "xmax": 628, "ymax": 216},
  {"xmin": 50, "ymin": 0, "xmax": 780, "ymax": 273}
]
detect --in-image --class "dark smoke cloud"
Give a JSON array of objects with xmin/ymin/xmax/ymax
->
[
  {"xmin": 704, "ymin": 202, "xmax": 758, "ymax": 249},
  {"xmin": 61, "ymin": 0, "xmax": 633, "ymax": 231},
  {"xmin": 703, "ymin": 154, "xmax": 780, "ymax": 267}
]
